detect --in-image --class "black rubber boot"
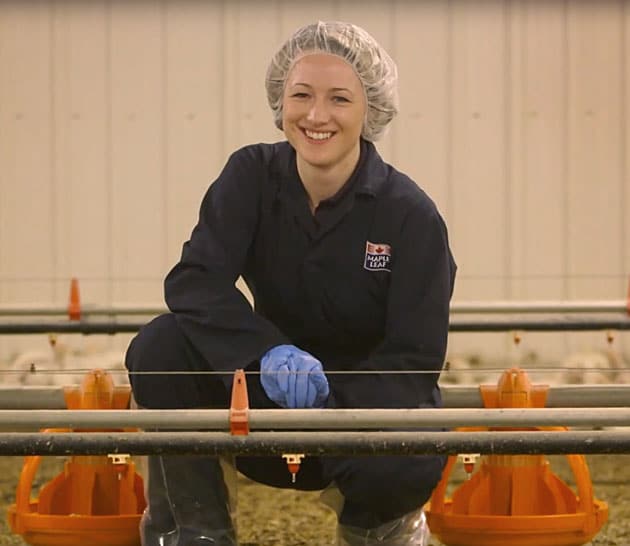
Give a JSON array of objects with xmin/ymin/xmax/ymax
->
[{"xmin": 140, "ymin": 455, "xmax": 237, "ymax": 546}]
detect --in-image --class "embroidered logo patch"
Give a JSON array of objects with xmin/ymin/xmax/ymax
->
[{"xmin": 364, "ymin": 241, "xmax": 392, "ymax": 271}]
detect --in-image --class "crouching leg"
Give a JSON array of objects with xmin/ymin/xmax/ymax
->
[
  {"xmin": 322, "ymin": 455, "xmax": 445, "ymax": 546},
  {"xmin": 141, "ymin": 455, "xmax": 237, "ymax": 546},
  {"xmin": 125, "ymin": 314, "xmax": 237, "ymax": 545},
  {"xmin": 335, "ymin": 508, "xmax": 429, "ymax": 546}
]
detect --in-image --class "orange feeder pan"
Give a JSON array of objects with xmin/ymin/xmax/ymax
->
[
  {"xmin": 426, "ymin": 509, "xmax": 608, "ymax": 546},
  {"xmin": 426, "ymin": 453, "xmax": 608, "ymax": 546},
  {"xmin": 7, "ymin": 369, "xmax": 146, "ymax": 546},
  {"xmin": 425, "ymin": 368, "xmax": 609, "ymax": 546},
  {"xmin": 7, "ymin": 454, "xmax": 145, "ymax": 546}
]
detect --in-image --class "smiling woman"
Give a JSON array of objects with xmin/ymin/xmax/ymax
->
[
  {"xmin": 265, "ymin": 21, "xmax": 399, "ymax": 142},
  {"xmin": 124, "ymin": 20, "xmax": 456, "ymax": 546},
  {"xmin": 282, "ymin": 54, "xmax": 366, "ymax": 211},
  {"xmin": 263, "ymin": 21, "xmax": 400, "ymax": 217}
]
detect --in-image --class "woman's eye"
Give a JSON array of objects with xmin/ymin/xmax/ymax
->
[
  {"xmin": 332, "ymin": 96, "xmax": 350, "ymax": 103},
  {"xmin": 291, "ymin": 92, "xmax": 309, "ymax": 99}
]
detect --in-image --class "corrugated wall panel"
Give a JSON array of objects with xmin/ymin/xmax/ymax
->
[
  {"xmin": 51, "ymin": 1, "xmax": 111, "ymax": 304},
  {"xmin": 566, "ymin": 1, "xmax": 626, "ymax": 355},
  {"xmin": 227, "ymin": 1, "xmax": 283, "ymax": 149},
  {"xmin": 514, "ymin": 1, "xmax": 568, "ymax": 299},
  {"xmin": 391, "ymin": 1, "xmax": 451, "ymax": 213},
  {"xmin": 505, "ymin": 1, "xmax": 570, "ymax": 365},
  {"xmin": 567, "ymin": 1, "xmax": 625, "ymax": 297},
  {"xmin": 109, "ymin": 2, "xmax": 166, "ymax": 303},
  {"xmin": 0, "ymin": 2, "xmax": 57, "ymax": 358},
  {"xmin": 446, "ymin": 2, "xmax": 513, "ymax": 362},
  {"xmin": 505, "ymin": 0, "xmax": 525, "ymax": 293},
  {"xmin": 0, "ymin": 2, "xmax": 55, "ymax": 301},
  {"xmin": 164, "ymin": 0, "xmax": 226, "ymax": 266},
  {"xmin": 449, "ymin": 1, "xmax": 510, "ymax": 300},
  {"xmin": 222, "ymin": 1, "xmax": 283, "ymax": 153}
]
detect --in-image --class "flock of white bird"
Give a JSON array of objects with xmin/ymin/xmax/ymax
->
[
  {"xmin": 440, "ymin": 348, "xmax": 630, "ymax": 386},
  {"xmin": 1, "ymin": 336, "xmax": 628, "ymax": 388},
  {"xmin": 1, "ymin": 334, "xmax": 129, "ymax": 387}
]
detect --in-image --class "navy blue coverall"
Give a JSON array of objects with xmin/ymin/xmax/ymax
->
[{"xmin": 126, "ymin": 138, "xmax": 457, "ymax": 528}]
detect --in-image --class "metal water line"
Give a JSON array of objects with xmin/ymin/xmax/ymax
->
[
  {"xmin": 0, "ymin": 430, "xmax": 628, "ymax": 456},
  {"xmin": 0, "ymin": 384, "xmax": 629, "ymax": 410},
  {"xmin": 0, "ymin": 299, "xmax": 628, "ymax": 317},
  {"xmin": 0, "ymin": 407, "xmax": 629, "ymax": 431},
  {"xmin": 452, "ymin": 300, "xmax": 629, "ymax": 314},
  {"xmin": 1, "ymin": 316, "xmax": 630, "ymax": 334}
]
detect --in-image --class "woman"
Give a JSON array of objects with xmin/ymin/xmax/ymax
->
[{"xmin": 126, "ymin": 20, "xmax": 456, "ymax": 546}]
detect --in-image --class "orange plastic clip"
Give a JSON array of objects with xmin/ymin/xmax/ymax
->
[
  {"xmin": 229, "ymin": 369, "xmax": 250, "ymax": 435},
  {"xmin": 67, "ymin": 277, "xmax": 81, "ymax": 321}
]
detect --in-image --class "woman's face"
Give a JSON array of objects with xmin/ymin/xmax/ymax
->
[{"xmin": 282, "ymin": 53, "xmax": 367, "ymax": 172}]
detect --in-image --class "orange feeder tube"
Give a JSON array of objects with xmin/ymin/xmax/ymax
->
[
  {"xmin": 7, "ymin": 370, "xmax": 146, "ymax": 546},
  {"xmin": 425, "ymin": 368, "xmax": 608, "ymax": 546}
]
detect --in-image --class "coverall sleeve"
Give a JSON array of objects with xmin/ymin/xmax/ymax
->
[
  {"xmin": 164, "ymin": 148, "xmax": 289, "ymax": 378},
  {"xmin": 343, "ymin": 202, "xmax": 456, "ymax": 409}
]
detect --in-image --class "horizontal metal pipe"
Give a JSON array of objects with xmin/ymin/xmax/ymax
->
[
  {"xmin": 0, "ymin": 407, "xmax": 629, "ymax": 431},
  {"xmin": 438, "ymin": 384, "xmax": 630, "ymax": 409},
  {"xmin": 0, "ymin": 304, "xmax": 164, "ymax": 317},
  {"xmin": 1, "ymin": 384, "xmax": 629, "ymax": 410},
  {"xmin": 2, "ymin": 317, "xmax": 630, "ymax": 334},
  {"xmin": 450, "ymin": 317, "xmax": 630, "ymax": 331},
  {"xmin": 0, "ymin": 322, "xmax": 143, "ymax": 334},
  {"xmin": 452, "ymin": 300, "xmax": 629, "ymax": 314},
  {"xmin": 0, "ymin": 299, "xmax": 627, "ymax": 316},
  {"xmin": 0, "ymin": 430, "xmax": 628, "ymax": 456}
]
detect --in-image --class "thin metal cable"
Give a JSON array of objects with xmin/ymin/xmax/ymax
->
[{"xmin": 0, "ymin": 367, "xmax": 628, "ymax": 376}]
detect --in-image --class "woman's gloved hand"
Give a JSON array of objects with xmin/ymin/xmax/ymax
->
[{"xmin": 260, "ymin": 345, "xmax": 329, "ymax": 408}]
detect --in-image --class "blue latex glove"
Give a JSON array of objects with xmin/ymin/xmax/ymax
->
[{"xmin": 260, "ymin": 345, "xmax": 329, "ymax": 409}]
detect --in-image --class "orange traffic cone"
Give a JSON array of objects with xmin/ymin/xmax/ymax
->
[
  {"xmin": 425, "ymin": 368, "xmax": 608, "ymax": 546},
  {"xmin": 7, "ymin": 370, "xmax": 146, "ymax": 546}
]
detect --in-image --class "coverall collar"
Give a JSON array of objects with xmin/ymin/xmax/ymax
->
[{"xmin": 281, "ymin": 138, "xmax": 387, "ymax": 240}]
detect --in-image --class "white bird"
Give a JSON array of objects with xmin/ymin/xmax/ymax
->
[
  {"xmin": 70, "ymin": 349, "xmax": 129, "ymax": 386},
  {"xmin": 440, "ymin": 354, "xmax": 484, "ymax": 385},
  {"xmin": 5, "ymin": 335, "xmax": 129, "ymax": 387},
  {"xmin": 559, "ymin": 349, "xmax": 620, "ymax": 385},
  {"xmin": 6, "ymin": 334, "xmax": 73, "ymax": 386}
]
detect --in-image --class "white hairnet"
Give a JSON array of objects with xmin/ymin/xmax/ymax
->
[{"xmin": 265, "ymin": 21, "xmax": 399, "ymax": 142}]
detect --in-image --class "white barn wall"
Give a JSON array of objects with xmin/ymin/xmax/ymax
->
[{"xmin": 0, "ymin": 0, "xmax": 628, "ymax": 373}]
